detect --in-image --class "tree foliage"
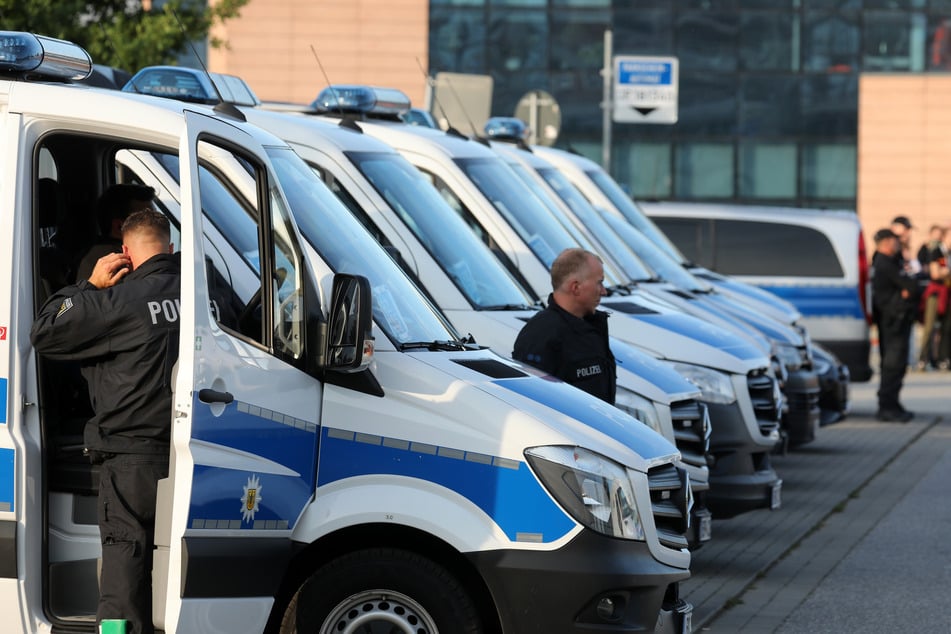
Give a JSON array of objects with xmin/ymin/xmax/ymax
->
[{"xmin": 0, "ymin": 0, "xmax": 249, "ymax": 72}]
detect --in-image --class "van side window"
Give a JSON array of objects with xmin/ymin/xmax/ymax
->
[
  {"xmin": 654, "ymin": 216, "xmax": 844, "ymax": 278},
  {"xmin": 152, "ymin": 145, "xmax": 305, "ymax": 359},
  {"xmin": 714, "ymin": 220, "xmax": 844, "ymax": 277}
]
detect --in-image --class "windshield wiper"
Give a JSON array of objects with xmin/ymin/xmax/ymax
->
[
  {"xmin": 399, "ymin": 339, "xmax": 472, "ymax": 352},
  {"xmin": 479, "ymin": 303, "xmax": 536, "ymax": 311}
]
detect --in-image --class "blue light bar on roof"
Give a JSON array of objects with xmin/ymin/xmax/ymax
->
[
  {"xmin": 484, "ymin": 117, "xmax": 530, "ymax": 142},
  {"xmin": 0, "ymin": 31, "xmax": 92, "ymax": 81},
  {"xmin": 122, "ymin": 65, "xmax": 261, "ymax": 107},
  {"xmin": 312, "ymin": 85, "xmax": 411, "ymax": 117}
]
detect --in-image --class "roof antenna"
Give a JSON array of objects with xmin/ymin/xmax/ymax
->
[
  {"xmin": 170, "ymin": 8, "xmax": 246, "ymax": 122},
  {"xmin": 415, "ymin": 58, "xmax": 449, "ymax": 126},
  {"xmin": 309, "ymin": 44, "xmax": 361, "ymax": 132},
  {"xmin": 441, "ymin": 73, "xmax": 489, "ymax": 145}
]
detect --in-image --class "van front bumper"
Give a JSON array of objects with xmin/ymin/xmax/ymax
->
[{"xmin": 467, "ymin": 529, "xmax": 690, "ymax": 633}]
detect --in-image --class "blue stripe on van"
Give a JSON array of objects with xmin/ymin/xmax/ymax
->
[
  {"xmin": 758, "ymin": 285, "xmax": 864, "ymax": 319},
  {"xmin": 0, "ymin": 448, "xmax": 13, "ymax": 512},
  {"xmin": 316, "ymin": 427, "xmax": 576, "ymax": 543},
  {"xmin": 0, "ymin": 378, "xmax": 6, "ymax": 424}
]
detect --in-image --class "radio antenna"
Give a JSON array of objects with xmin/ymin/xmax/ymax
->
[
  {"xmin": 441, "ymin": 72, "xmax": 487, "ymax": 144},
  {"xmin": 415, "ymin": 57, "xmax": 452, "ymax": 130},
  {"xmin": 308, "ymin": 45, "xmax": 345, "ymax": 116},
  {"xmin": 170, "ymin": 8, "xmax": 245, "ymax": 121}
]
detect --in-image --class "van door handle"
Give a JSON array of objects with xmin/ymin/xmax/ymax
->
[{"xmin": 198, "ymin": 388, "xmax": 234, "ymax": 405}]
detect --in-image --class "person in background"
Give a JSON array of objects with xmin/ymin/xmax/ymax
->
[
  {"xmin": 74, "ymin": 184, "xmax": 156, "ymax": 283},
  {"xmin": 513, "ymin": 247, "xmax": 616, "ymax": 404},
  {"xmin": 31, "ymin": 210, "xmax": 180, "ymax": 634},
  {"xmin": 891, "ymin": 215, "xmax": 919, "ymax": 276},
  {"xmin": 871, "ymin": 228, "xmax": 918, "ymax": 422},
  {"xmin": 916, "ymin": 224, "xmax": 949, "ymax": 370}
]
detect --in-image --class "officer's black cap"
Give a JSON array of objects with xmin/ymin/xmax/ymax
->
[
  {"xmin": 891, "ymin": 215, "xmax": 914, "ymax": 229},
  {"xmin": 874, "ymin": 228, "xmax": 898, "ymax": 242}
]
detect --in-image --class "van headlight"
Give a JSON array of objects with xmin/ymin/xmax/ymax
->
[
  {"xmin": 525, "ymin": 446, "xmax": 645, "ymax": 541},
  {"xmin": 669, "ymin": 362, "xmax": 736, "ymax": 404},
  {"xmin": 614, "ymin": 388, "xmax": 662, "ymax": 434}
]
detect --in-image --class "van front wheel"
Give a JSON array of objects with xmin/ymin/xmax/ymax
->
[{"xmin": 282, "ymin": 547, "xmax": 484, "ymax": 634}]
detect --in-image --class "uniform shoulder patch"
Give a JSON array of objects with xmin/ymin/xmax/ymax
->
[{"xmin": 56, "ymin": 297, "xmax": 74, "ymax": 318}]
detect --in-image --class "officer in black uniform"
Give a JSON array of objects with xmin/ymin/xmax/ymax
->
[
  {"xmin": 871, "ymin": 227, "xmax": 917, "ymax": 422},
  {"xmin": 513, "ymin": 247, "xmax": 616, "ymax": 404},
  {"xmin": 31, "ymin": 209, "xmax": 180, "ymax": 634}
]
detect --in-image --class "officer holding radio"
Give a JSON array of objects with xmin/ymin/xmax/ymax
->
[
  {"xmin": 871, "ymin": 227, "xmax": 918, "ymax": 423},
  {"xmin": 31, "ymin": 209, "xmax": 179, "ymax": 634},
  {"xmin": 513, "ymin": 247, "xmax": 616, "ymax": 404}
]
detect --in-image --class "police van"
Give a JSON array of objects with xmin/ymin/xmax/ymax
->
[
  {"xmin": 641, "ymin": 201, "xmax": 872, "ymax": 383},
  {"xmin": 0, "ymin": 33, "xmax": 693, "ymax": 633},
  {"xmin": 273, "ymin": 86, "xmax": 785, "ymax": 518}
]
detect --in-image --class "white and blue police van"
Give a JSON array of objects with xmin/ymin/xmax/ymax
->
[
  {"xmin": 0, "ymin": 33, "xmax": 693, "ymax": 633},
  {"xmin": 533, "ymin": 146, "xmax": 854, "ymax": 422},
  {"xmin": 277, "ymin": 85, "xmax": 785, "ymax": 519}
]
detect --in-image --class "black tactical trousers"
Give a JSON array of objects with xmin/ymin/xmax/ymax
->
[
  {"xmin": 97, "ymin": 453, "xmax": 169, "ymax": 634},
  {"xmin": 876, "ymin": 313, "xmax": 913, "ymax": 411}
]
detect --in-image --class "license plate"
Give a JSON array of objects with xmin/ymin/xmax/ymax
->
[
  {"xmin": 770, "ymin": 479, "xmax": 783, "ymax": 510},
  {"xmin": 698, "ymin": 514, "xmax": 712, "ymax": 543}
]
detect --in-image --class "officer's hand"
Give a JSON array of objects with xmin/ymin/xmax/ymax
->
[{"xmin": 88, "ymin": 253, "xmax": 132, "ymax": 289}]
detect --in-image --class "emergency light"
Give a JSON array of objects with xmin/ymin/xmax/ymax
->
[
  {"xmin": 483, "ymin": 117, "xmax": 530, "ymax": 142},
  {"xmin": 122, "ymin": 65, "xmax": 261, "ymax": 107},
  {"xmin": 311, "ymin": 85, "xmax": 411, "ymax": 118},
  {"xmin": 0, "ymin": 31, "xmax": 92, "ymax": 81}
]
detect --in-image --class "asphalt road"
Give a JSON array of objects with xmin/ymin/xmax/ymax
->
[{"xmin": 686, "ymin": 368, "xmax": 951, "ymax": 633}]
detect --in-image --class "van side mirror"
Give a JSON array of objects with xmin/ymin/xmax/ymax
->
[{"xmin": 322, "ymin": 273, "xmax": 373, "ymax": 372}]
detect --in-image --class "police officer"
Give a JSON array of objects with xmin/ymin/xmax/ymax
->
[
  {"xmin": 513, "ymin": 247, "xmax": 616, "ymax": 404},
  {"xmin": 871, "ymin": 227, "xmax": 917, "ymax": 422},
  {"xmin": 31, "ymin": 209, "xmax": 180, "ymax": 634}
]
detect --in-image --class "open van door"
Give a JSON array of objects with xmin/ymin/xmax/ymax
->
[{"xmin": 155, "ymin": 110, "xmax": 324, "ymax": 633}]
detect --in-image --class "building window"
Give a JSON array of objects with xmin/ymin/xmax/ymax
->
[
  {"xmin": 739, "ymin": 142, "xmax": 797, "ymax": 199},
  {"xmin": 801, "ymin": 143, "xmax": 856, "ymax": 199},
  {"xmin": 740, "ymin": 11, "xmax": 797, "ymax": 71},
  {"xmin": 676, "ymin": 10, "xmax": 740, "ymax": 72},
  {"xmin": 614, "ymin": 141, "xmax": 672, "ymax": 200},
  {"xmin": 675, "ymin": 143, "xmax": 735, "ymax": 198},
  {"xmin": 863, "ymin": 11, "xmax": 927, "ymax": 71},
  {"xmin": 430, "ymin": 8, "xmax": 487, "ymax": 73},
  {"xmin": 803, "ymin": 11, "xmax": 860, "ymax": 72},
  {"xmin": 739, "ymin": 75, "xmax": 800, "ymax": 136},
  {"xmin": 488, "ymin": 9, "xmax": 547, "ymax": 72}
]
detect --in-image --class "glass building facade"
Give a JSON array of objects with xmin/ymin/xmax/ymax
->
[{"xmin": 429, "ymin": 0, "xmax": 951, "ymax": 209}]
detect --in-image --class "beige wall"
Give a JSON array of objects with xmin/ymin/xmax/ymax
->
[
  {"xmin": 208, "ymin": 0, "xmax": 429, "ymax": 107},
  {"xmin": 858, "ymin": 75, "xmax": 951, "ymax": 259}
]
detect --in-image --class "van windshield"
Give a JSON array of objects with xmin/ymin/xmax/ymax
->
[
  {"xmin": 585, "ymin": 167, "xmax": 687, "ymax": 263},
  {"xmin": 156, "ymin": 149, "xmax": 460, "ymax": 346},
  {"xmin": 455, "ymin": 157, "xmax": 623, "ymax": 287},
  {"xmin": 534, "ymin": 166, "xmax": 654, "ymax": 283},
  {"xmin": 346, "ymin": 151, "xmax": 535, "ymax": 310},
  {"xmin": 600, "ymin": 211, "xmax": 712, "ymax": 292}
]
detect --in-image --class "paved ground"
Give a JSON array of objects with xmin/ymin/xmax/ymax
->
[{"xmin": 685, "ymin": 368, "xmax": 950, "ymax": 632}]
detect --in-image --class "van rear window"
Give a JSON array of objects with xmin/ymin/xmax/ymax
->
[{"xmin": 654, "ymin": 217, "xmax": 843, "ymax": 278}]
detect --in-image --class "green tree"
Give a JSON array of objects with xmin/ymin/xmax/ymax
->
[{"xmin": 0, "ymin": 0, "xmax": 249, "ymax": 72}]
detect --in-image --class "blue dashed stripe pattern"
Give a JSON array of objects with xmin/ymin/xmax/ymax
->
[
  {"xmin": 0, "ymin": 378, "xmax": 6, "ymax": 425},
  {"xmin": 316, "ymin": 426, "xmax": 576, "ymax": 544}
]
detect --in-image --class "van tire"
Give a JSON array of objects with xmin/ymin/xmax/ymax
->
[{"xmin": 281, "ymin": 547, "xmax": 484, "ymax": 634}]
